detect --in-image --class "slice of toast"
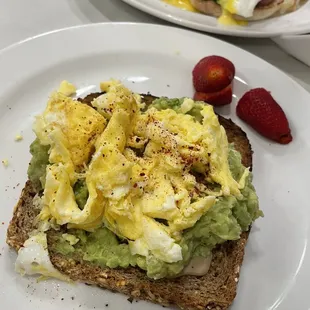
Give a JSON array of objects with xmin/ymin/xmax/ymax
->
[{"xmin": 7, "ymin": 94, "xmax": 253, "ymax": 310}]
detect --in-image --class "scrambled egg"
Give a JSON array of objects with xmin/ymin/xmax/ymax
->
[
  {"xmin": 57, "ymin": 80, "xmax": 76, "ymax": 97},
  {"xmin": 34, "ymin": 80, "xmax": 247, "ymax": 264},
  {"xmin": 15, "ymin": 232, "xmax": 69, "ymax": 281},
  {"xmin": 62, "ymin": 233, "xmax": 80, "ymax": 246}
]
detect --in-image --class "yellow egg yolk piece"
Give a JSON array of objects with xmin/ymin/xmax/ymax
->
[{"xmin": 218, "ymin": 9, "xmax": 248, "ymax": 26}]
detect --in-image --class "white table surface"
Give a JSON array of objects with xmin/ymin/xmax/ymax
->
[{"xmin": 1, "ymin": 0, "xmax": 309, "ymax": 92}]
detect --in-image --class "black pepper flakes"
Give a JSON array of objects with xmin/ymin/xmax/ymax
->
[
  {"xmin": 127, "ymin": 297, "xmax": 134, "ymax": 303},
  {"xmin": 105, "ymin": 304, "xmax": 109, "ymax": 307}
]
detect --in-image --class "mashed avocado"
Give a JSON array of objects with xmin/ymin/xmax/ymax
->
[
  {"xmin": 73, "ymin": 180, "xmax": 89, "ymax": 210},
  {"xmin": 31, "ymin": 96, "xmax": 262, "ymax": 279},
  {"xmin": 53, "ymin": 228, "xmax": 137, "ymax": 268},
  {"xmin": 28, "ymin": 139, "xmax": 50, "ymax": 191}
]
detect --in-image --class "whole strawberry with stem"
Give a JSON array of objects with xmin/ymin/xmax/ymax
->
[{"xmin": 236, "ymin": 88, "xmax": 292, "ymax": 144}]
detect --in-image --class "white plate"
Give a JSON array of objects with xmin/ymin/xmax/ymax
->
[
  {"xmin": 122, "ymin": 0, "xmax": 310, "ymax": 37},
  {"xmin": 0, "ymin": 23, "xmax": 309, "ymax": 310}
]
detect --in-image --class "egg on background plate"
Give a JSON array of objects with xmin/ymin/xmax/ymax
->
[
  {"xmin": 162, "ymin": 0, "xmax": 249, "ymax": 25},
  {"xmin": 220, "ymin": 0, "xmax": 263, "ymax": 17},
  {"xmin": 163, "ymin": 0, "xmax": 262, "ymax": 16},
  {"xmin": 162, "ymin": 0, "xmax": 300, "ymax": 26},
  {"xmin": 163, "ymin": 0, "xmax": 198, "ymax": 11}
]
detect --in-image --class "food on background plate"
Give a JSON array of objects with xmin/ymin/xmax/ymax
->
[
  {"xmin": 237, "ymin": 88, "xmax": 292, "ymax": 144},
  {"xmin": 7, "ymin": 79, "xmax": 263, "ymax": 310},
  {"xmin": 163, "ymin": 0, "xmax": 304, "ymax": 26}
]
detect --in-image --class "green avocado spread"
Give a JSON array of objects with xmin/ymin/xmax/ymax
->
[
  {"xmin": 28, "ymin": 97, "xmax": 262, "ymax": 280},
  {"xmin": 27, "ymin": 139, "xmax": 50, "ymax": 191}
]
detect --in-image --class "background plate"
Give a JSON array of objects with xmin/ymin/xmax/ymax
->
[
  {"xmin": 122, "ymin": 0, "xmax": 310, "ymax": 37},
  {"xmin": 0, "ymin": 23, "xmax": 310, "ymax": 310}
]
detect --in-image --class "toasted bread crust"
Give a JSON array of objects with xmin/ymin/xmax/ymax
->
[
  {"xmin": 6, "ymin": 181, "xmax": 38, "ymax": 250},
  {"xmin": 6, "ymin": 94, "xmax": 254, "ymax": 310},
  {"xmin": 48, "ymin": 231, "xmax": 249, "ymax": 310}
]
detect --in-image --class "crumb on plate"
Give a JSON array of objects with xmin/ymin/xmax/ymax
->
[
  {"xmin": 2, "ymin": 159, "xmax": 9, "ymax": 167},
  {"xmin": 15, "ymin": 134, "xmax": 23, "ymax": 142}
]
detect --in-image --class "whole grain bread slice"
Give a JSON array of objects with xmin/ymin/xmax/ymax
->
[{"xmin": 6, "ymin": 94, "xmax": 253, "ymax": 310}]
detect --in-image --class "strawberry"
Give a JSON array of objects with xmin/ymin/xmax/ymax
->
[
  {"xmin": 194, "ymin": 84, "xmax": 232, "ymax": 106},
  {"xmin": 193, "ymin": 55, "xmax": 235, "ymax": 93},
  {"xmin": 236, "ymin": 88, "xmax": 292, "ymax": 144}
]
